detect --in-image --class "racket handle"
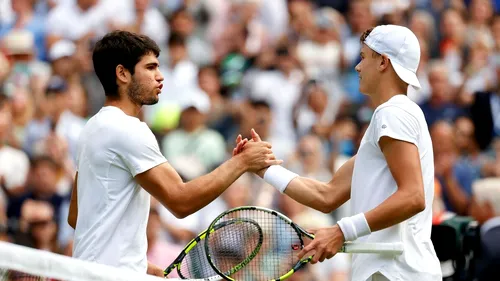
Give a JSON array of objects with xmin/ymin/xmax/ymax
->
[{"xmin": 340, "ymin": 242, "xmax": 404, "ymax": 254}]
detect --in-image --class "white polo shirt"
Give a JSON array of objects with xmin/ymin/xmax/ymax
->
[
  {"xmin": 350, "ymin": 95, "xmax": 442, "ymax": 281},
  {"xmin": 72, "ymin": 106, "xmax": 167, "ymax": 273}
]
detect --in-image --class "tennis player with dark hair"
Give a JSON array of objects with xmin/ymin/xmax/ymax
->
[
  {"xmin": 67, "ymin": 31, "xmax": 281, "ymax": 276},
  {"xmin": 235, "ymin": 25, "xmax": 442, "ymax": 281}
]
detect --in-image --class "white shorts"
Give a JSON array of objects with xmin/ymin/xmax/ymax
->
[{"xmin": 366, "ymin": 272, "xmax": 390, "ymax": 281}]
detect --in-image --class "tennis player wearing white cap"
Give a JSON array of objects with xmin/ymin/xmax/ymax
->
[{"xmin": 234, "ymin": 25, "xmax": 442, "ymax": 280}]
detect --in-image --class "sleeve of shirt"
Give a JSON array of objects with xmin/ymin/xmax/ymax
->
[
  {"xmin": 116, "ymin": 122, "xmax": 167, "ymax": 177},
  {"xmin": 373, "ymin": 106, "xmax": 420, "ymax": 148}
]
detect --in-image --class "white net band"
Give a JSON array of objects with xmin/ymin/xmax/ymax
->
[{"xmin": 0, "ymin": 241, "xmax": 184, "ymax": 281}]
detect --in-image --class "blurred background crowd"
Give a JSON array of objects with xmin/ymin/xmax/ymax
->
[{"xmin": 0, "ymin": 0, "xmax": 499, "ymax": 280}]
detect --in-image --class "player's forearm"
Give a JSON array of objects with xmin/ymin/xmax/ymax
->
[
  {"xmin": 284, "ymin": 177, "xmax": 347, "ymax": 213},
  {"xmin": 178, "ymin": 157, "xmax": 247, "ymax": 217},
  {"xmin": 261, "ymin": 156, "xmax": 355, "ymax": 213},
  {"xmin": 364, "ymin": 187, "xmax": 425, "ymax": 232}
]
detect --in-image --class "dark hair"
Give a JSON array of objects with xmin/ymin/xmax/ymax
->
[
  {"xmin": 92, "ymin": 30, "xmax": 161, "ymax": 97},
  {"xmin": 31, "ymin": 155, "xmax": 59, "ymax": 171},
  {"xmin": 168, "ymin": 32, "xmax": 186, "ymax": 47},
  {"xmin": 360, "ymin": 27, "xmax": 380, "ymax": 58},
  {"xmin": 360, "ymin": 27, "xmax": 374, "ymax": 43}
]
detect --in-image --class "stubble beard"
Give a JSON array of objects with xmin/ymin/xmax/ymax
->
[{"xmin": 128, "ymin": 77, "xmax": 159, "ymax": 106}]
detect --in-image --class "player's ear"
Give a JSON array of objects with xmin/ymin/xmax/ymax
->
[
  {"xmin": 378, "ymin": 55, "xmax": 390, "ymax": 71},
  {"xmin": 116, "ymin": 64, "xmax": 131, "ymax": 85}
]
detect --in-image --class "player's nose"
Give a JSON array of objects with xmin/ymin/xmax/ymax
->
[{"xmin": 156, "ymin": 70, "xmax": 164, "ymax": 82}]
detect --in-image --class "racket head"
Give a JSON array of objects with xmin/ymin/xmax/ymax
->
[
  {"xmin": 204, "ymin": 206, "xmax": 314, "ymax": 281},
  {"xmin": 163, "ymin": 228, "xmax": 221, "ymax": 279}
]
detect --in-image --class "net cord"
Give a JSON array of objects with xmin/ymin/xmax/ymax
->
[{"xmin": 0, "ymin": 241, "xmax": 172, "ymax": 281}]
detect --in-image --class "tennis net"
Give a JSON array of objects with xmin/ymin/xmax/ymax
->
[{"xmin": 0, "ymin": 241, "xmax": 185, "ymax": 281}]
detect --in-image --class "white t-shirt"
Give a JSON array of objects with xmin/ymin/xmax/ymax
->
[
  {"xmin": 72, "ymin": 106, "xmax": 167, "ymax": 273},
  {"xmin": 350, "ymin": 95, "xmax": 442, "ymax": 281}
]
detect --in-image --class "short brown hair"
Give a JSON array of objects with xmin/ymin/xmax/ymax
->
[
  {"xmin": 360, "ymin": 27, "xmax": 374, "ymax": 42},
  {"xmin": 360, "ymin": 27, "xmax": 380, "ymax": 57}
]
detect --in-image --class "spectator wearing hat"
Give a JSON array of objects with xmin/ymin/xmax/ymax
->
[
  {"xmin": 1, "ymin": 30, "xmax": 51, "ymax": 90},
  {"xmin": 161, "ymin": 90, "xmax": 227, "ymax": 175},
  {"xmin": 0, "ymin": 0, "xmax": 47, "ymax": 62}
]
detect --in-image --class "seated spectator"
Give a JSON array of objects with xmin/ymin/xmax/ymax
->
[
  {"xmin": 0, "ymin": 92, "xmax": 30, "ymax": 200},
  {"xmin": 161, "ymin": 92, "xmax": 227, "ymax": 174},
  {"xmin": 0, "ymin": 0, "xmax": 47, "ymax": 61},
  {"xmin": 7, "ymin": 156, "xmax": 64, "ymax": 228},
  {"xmin": 24, "ymin": 76, "xmax": 86, "ymax": 161},
  {"xmin": 431, "ymin": 121, "xmax": 475, "ymax": 215},
  {"xmin": 454, "ymin": 116, "xmax": 499, "ymax": 178},
  {"xmin": 420, "ymin": 60, "xmax": 465, "ymax": 127}
]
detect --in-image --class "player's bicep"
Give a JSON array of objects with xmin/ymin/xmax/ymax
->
[
  {"xmin": 379, "ymin": 137, "xmax": 425, "ymax": 210},
  {"xmin": 135, "ymin": 162, "xmax": 185, "ymax": 215}
]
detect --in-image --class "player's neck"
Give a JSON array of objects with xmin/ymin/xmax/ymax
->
[
  {"xmin": 104, "ymin": 97, "xmax": 142, "ymax": 118},
  {"xmin": 370, "ymin": 77, "xmax": 407, "ymax": 107}
]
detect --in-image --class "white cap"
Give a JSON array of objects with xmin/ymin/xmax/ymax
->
[
  {"xmin": 179, "ymin": 89, "xmax": 211, "ymax": 114},
  {"xmin": 49, "ymin": 40, "xmax": 76, "ymax": 61},
  {"xmin": 363, "ymin": 24, "xmax": 421, "ymax": 90},
  {"xmin": 2, "ymin": 30, "xmax": 34, "ymax": 55}
]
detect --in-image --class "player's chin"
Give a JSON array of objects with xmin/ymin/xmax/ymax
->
[{"xmin": 142, "ymin": 96, "xmax": 160, "ymax": 105}]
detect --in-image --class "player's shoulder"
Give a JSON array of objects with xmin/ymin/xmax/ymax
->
[
  {"xmin": 90, "ymin": 106, "xmax": 151, "ymax": 137},
  {"xmin": 374, "ymin": 95, "xmax": 425, "ymax": 122}
]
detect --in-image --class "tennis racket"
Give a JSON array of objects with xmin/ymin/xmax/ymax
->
[
  {"xmin": 164, "ymin": 218, "xmax": 263, "ymax": 280},
  {"xmin": 204, "ymin": 206, "xmax": 404, "ymax": 281}
]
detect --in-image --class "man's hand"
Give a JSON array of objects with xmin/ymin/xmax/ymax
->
[
  {"xmin": 236, "ymin": 139, "xmax": 282, "ymax": 173},
  {"xmin": 297, "ymin": 225, "xmax": 345, "ymax": 264},
  {"xmin": 147, "ymin": 262, "xmax": 164, "ymax": 277},
  {"xmin": 233, "ymin": 129, "xmax": 273, "ymax": 176}
]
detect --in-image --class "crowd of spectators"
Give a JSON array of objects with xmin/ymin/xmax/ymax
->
[{"xmin": 0, "ymin": 0, "xmax": 499, "ymax": 280}]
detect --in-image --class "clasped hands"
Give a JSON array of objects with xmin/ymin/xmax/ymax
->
[{"xmin": 232, "ymin": 129, "xmax": 347, "ymax": 264}]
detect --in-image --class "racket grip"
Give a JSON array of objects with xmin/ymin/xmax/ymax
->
[{"xmin": 340, "ymin": 242, "xmax": 404, "ymax": 254}]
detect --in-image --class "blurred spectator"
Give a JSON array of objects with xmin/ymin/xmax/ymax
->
[
  {"xmin": 439, "ymin": 8, "xmax": 467, "ymax": 75},
  {"xmin": 0, "ymin": 93, "xmax": 30, "ymax": 200},
  {"xmin": 7, "ymin": 156, "xmax": 65, "ymax": 232},
  {"xmin": 454, "ymin": 116, "xmax": 499, "ymax": 178},
  {"xmin": 294, "ymin": 81, "xmax": 338, "ymax": 139},
  {"xmin": 286, "ymin": 134, "xmax": 332, "ymax": 182},
  {"xmin": 431, "ymin": 121, "xmax": 475, "ymax": 215},
  {"xmin": 110, "ymin": 0, "xmax": 168, "ymax": 48},
  {"xmin": 45, "ymin": 0, "xmax": 130, "ymax": 47},
  {"xmin": 420, "ymin": 60, "xmax": 465, "ymax": 127},
  {"xmin": 0, "ymin": 0, "xmax": 47, "ymax": 61},
  {"xmin": 468, "ymin": 63, "xmax": 500, "ymax": 151},
  {"xmin": 24, "ymin": 76, "xmax": 85, "ymax": 161},
  {"xmin": 248, "ymin": 45, "xmax": 305, "ymax": 160},
  {"xmin": 20, "ymin": 200, "xmax": 58, "ymax": 252},
  {"xmin": 1, "ymin": 29, "xmax": 51, "ymax": 90},
  {"xmin": 161, "ymin": 92, "xmax": 227, "ymax": 175},
  {"xmin": 168, "ymin": 6, "xmax": 213, "ymax": 66}
]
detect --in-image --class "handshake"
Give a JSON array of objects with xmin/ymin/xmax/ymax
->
[{"xmin": 230, "ymin": 128, "xmax": 281, "ymax": 177}]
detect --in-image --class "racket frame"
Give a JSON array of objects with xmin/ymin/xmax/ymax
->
[
  {"xmin": 204, "ymin": 206, "xmax": 404, "ymax": 281},
  {"xmin": 164, "ymin": 218, "xmax": 263, "ymax": 280}
]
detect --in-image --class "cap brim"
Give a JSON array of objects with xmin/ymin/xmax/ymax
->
[{"xmin": 391, "ymin": 61, "xmax": 421, "ymax": 90}]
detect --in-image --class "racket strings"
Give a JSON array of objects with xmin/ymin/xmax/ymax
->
[
  {"xmin": 207, "ymin": 209, "xmax": 302, "ymax": 281},
  {"xmin": 179, "ymin": 238, "xmax": 219, "ymax": 278}
]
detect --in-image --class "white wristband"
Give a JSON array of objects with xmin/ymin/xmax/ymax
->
[
  {"xmin": 263, "ymin": 165, "xmax": 299, "ymax": 193},
  {"xmin": 337, "ymin": 213, "xmax": 371, "ymax": 241}
]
